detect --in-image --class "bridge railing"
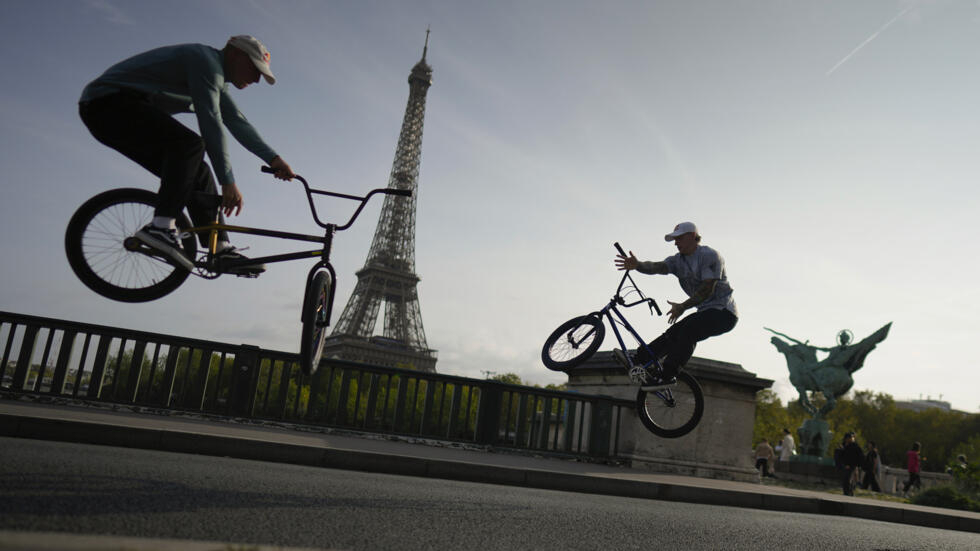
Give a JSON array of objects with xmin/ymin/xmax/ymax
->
[{"xmin": 0, "ymin": 311, "xmax": 631, "ymax": 459}]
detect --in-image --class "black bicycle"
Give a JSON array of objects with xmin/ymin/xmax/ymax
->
[
  {"xmin": 65, "ymin": 167, "xmax": 410, "ymax": 376},
  {"xmin": 541, "ymin": 243, "xmax": 705, "ymax": 438}
]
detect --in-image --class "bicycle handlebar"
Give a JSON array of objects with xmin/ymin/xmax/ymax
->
[
  {"xmin": 259, "ymin": 166, "xmax": 412, "ymax": 230},
  {"xmin": 614, "ymin": 242, "xmax": 662, "ymax": 317}
]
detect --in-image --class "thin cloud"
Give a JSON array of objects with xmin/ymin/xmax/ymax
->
[
  {"xmin": 85, "ymin": 0, "xmax": 135, "ymax": 26},
  {"xmin": 826, "ymin": 4, "xmax": 914, "ymax": 76}
]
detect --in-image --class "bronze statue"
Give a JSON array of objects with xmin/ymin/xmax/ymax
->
[{"xmin": 765, "ymin": 323, "xmax": 891, "ymax": 460}]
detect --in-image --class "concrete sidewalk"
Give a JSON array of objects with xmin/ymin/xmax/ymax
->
[{"xmin": 2, "ymin": 398, "xmax": 978, "ymax": 536}]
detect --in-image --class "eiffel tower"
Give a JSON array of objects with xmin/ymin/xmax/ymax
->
[{"xmin": 322, "ymin": 32, "xmax": 437, "ymax": 372}]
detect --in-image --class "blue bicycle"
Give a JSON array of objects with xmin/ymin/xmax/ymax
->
[{"xmin": 541, "ymin": 243, "xmax": 705, "ymax": 438}]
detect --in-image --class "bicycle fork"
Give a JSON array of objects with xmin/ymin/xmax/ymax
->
[{"xmin": 302, "ymin": 225, "xmax": 337, "ymax": 328}]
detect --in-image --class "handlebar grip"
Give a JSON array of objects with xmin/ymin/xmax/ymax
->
[
  {"xmin": 387, "ymin": 188, "xmax": 413, "ymax": 197},
  {"xmin": 614, "ymin": 242, "xmax": 627, "ymax": 256},
  {"xmin": 260, "ymin": 165, "xmax": 275, "ymax": 174},
  {"xmin": 650, "ymin": 299, "xmax": 662, "ymax": 316}
]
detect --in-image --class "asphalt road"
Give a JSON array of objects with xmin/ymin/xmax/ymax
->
[{"xmin": 2, "ymin": 437, "xmax": 977, "ymax": 550}]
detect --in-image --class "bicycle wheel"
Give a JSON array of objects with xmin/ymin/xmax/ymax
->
[
  {"xmin": 635, "ymin": 371, "xmax": 704, "ymax": 438},
  {"xmin": 541, "ymin": 315, "xmax": 605, "ymax": 371},
  {"xmin": 65, "ymin": 188, "xmax": 197, "ymax": 302},
  {"xmin": 299, "ymin": 269, "xmax": 333, "ymax": 376}
]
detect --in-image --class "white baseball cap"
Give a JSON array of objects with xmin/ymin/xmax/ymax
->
[
  {"xmin": 227, "ymin": 35, "xmax": 276, "ymax": 84},
  {"xmin": 665, "ymin": 221, "xmax": 698, "ymax": 241}
]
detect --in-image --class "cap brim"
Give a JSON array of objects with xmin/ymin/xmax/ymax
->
[
  {"xmin": 249, "ymin": 58, "xmax": 276, "ymax": 84},
  {"xmin": 258, "ymin": 65, "xmax": 276, "ymax": 84}
]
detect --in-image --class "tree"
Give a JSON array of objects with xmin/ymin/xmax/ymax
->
[
  {"xmin": 755, "ymin": 388, "xmax": 979, "ymax": 470},
  {"xmin": 753, "ymin": 390, "xmax": 803, "ymax": 447},
  {"xmin": 490, "ymin": 373, "xmax": 523, "ymax": 385}
]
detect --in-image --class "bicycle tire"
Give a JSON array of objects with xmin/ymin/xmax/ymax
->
[
  {"xmin": 65, "ymin": 188, "xmax": 197, "ymax": 302},
  {"xmin": 541, "ymin": 315, "xmax": 605, "ymax": 371},
  {"xmin": 635, "ymin": 371, "xmax": 705, "ymax": 438},
  {"xmin": 299, "ymin": 269, "xmax": 333, "ymax": 376}
]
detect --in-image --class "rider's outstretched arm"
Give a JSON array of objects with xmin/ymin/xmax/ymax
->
[
  {"xmin": 636, "ymin": 260, "xmax": 669, "ymax": 275},
  {"xmin": 615, "ymin": 250, "xmax": 669, "ymax": 273}
]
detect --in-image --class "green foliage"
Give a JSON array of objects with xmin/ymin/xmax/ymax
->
[
  {"xmin": 951, "ymin": 434, "xmax": 980, "ymax": 472},
  {"xmin": 490, "ymin": 373, "xmax": 523, "ymax": 385},
  {"xmin": 947, "ymin": 437, "xmax": 980, "ymax": 498},
  {"xmin": 910, "ymin": 485, "xmax": 980, "ymax": 513},
  {"xmin": 755, "ymin": 389, "xmax": 978, "ymax": 471},
  {"xmin": 753, "ymin": 389, "xmax": 801, "ymax": 445},
  {"xmin": 950, "ymin": 461, "xmax": 980, "ymax": 498},
  {"xmin": 490, "ymin": 372, "xmax": 567, "ymax": 392}
]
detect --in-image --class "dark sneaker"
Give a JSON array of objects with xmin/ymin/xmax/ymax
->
[
  {"xmin": 135, "ymin": 224, "xmax": 194, "ymax": 270},
  {"xmin": 215, "ymin": 247, "xmax": 266, "ymax": 276},
  {"xmin": 612, "ymin": 348, "xmax": 632, "ymax": 370}
]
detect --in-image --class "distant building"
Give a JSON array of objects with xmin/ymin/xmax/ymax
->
[{"xmin": 895, "ymin": 398, "xmax": 952, "ymax": 413}]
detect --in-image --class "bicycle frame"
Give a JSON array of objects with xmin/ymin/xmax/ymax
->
[
  {"xmin": 177, "ymin": 171, "xmax": 411, "ymax": 322},
  {"xmin": 598, "ymin": 271, "xmax": 664, "ymax": 373},
  {"xmin": 183, "ymin": 173, "xmax": 408, "ymax": 265}
]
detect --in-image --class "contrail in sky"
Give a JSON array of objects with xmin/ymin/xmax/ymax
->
[{"xmin": 826, "ymin": 4, "xmax": 915, "ymax": 76}]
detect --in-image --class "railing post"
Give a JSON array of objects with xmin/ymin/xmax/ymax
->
[
  {"xmin": 588, "ymin": 399, "xmax": 613, "ymax": 457},
  {"xmin": 229, "ymin": 345, "xmax": 260, "ymax": 417},
  {"xmin": 124, "ymin": 341, "xmax": 147, "ymax": 403},
  {"xmin": 475, "ymin": 382, "xmax": 503, "ymax": 445},
  {"xmin": 50, "ymin": 330, "xmax": 77, "ymax": 396},
  {"xmin": 87, "ymin": 336, "xmax": 110, "ymax": 399},
  {"xmin": 12, "ymin": 324, "xmax": 39, "ymax": 391}
]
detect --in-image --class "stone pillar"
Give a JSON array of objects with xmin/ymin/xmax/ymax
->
[{"xmin": 567, "ymin": 352, "xmax": 773, "ymax": 482}]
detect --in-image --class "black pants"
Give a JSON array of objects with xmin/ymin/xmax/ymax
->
[
  {"xmin": 903, "ymin": 472, "xmax": 921, "ymax": 493},
  {"xmin": 79, "ymin": 91, "xmax": 227, "ymax": 246},
  {"xmin": 635, "ymin": 307, "xmax": 737, "ymax": 374},
  {"xmin": 841, "ymin": 467, "xmax": 856, "ymax": 495},
  {"xmin": 861, "ymin": 469, "xmax": 881, "ymax": 492}
]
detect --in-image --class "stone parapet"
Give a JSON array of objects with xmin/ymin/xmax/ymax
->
[
  {"xmin": 773, "ymin": 460, "xmax": 953, "ymax": 495},
  {"xmin": 567, "ymin": 352, "xmax": 773, "ymax": 482}
]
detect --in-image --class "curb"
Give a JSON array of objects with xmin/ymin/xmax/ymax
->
[
  {"xmin": 0, "ymin": 529, "xmax": 331, "ymax": 551},
  {"xmin": 2, "ymin": 413, "xmax": 977, "ymax": 534}
]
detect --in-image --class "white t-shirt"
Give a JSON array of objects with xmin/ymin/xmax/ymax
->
[
  {"xmin": 780, "ymin": 434, "xmax": 796, "ymax": 460},
  {"xmin": 664, "ymin": 245, "xmax": 737, "ymax": 317}
]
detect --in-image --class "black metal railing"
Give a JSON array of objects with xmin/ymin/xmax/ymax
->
[{"xmin": 0, "ymin": 310, "xmax": 631, "ymax": 459}]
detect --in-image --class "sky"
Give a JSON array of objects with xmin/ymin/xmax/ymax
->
[{"xmin": 1, "ymin": 0, "xmax": 978, "ymax": 414}]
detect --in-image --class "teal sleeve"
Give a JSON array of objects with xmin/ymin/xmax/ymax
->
[
  {"xmin": 219, "ymin": 89, "xmax": 279, "ymax": 165},
  {"xmin": 186, "ymin": 51, "xmax": 236, "ymax": 187}
]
